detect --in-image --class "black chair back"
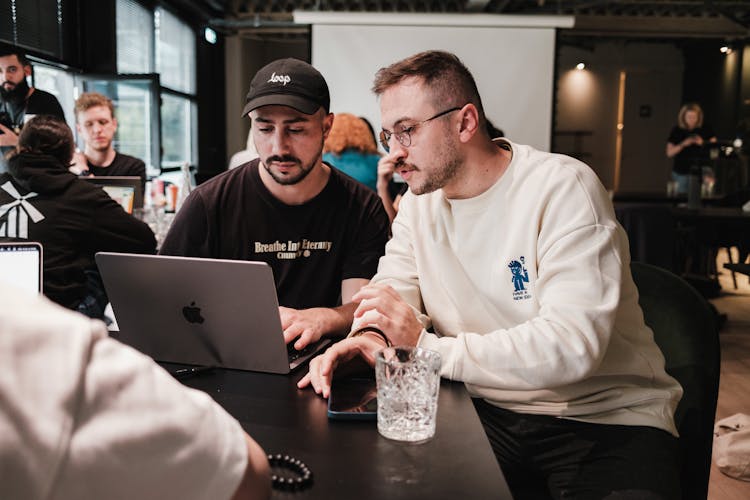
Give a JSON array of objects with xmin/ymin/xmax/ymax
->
[{"xmin": 631, "ymin": 262, "xmax": 721, "ymax": 500}]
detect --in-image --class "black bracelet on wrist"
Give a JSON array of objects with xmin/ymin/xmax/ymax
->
[
  {"xmin": 351, "ymin": 326, "xmax": 392, "ymax": 347},
  {"xmin": 267, "ymin": 453, "xmax": 313, "ymax": 491}
]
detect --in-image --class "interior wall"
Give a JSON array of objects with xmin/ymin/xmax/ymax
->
[
  {"xmin": 683, "ymin": 41, "xmax": 742, "ymax": 141},
  {"xmin": 741, "ymin": 45, "xmax": 750, "ymax": 143},
  {"xmin": 311, "ymin": 23, "xmax": 557, "ymax": 152},
  {"xmin": 556, "ymin": 41, "xmax": 683, "ymax": 192},
  {"xmin": 556, "ymin": 45, "xmax": 617, "ymax": 189},
  {"xmin": 224, "ymin": 36, "xmax": 309, "ymax": 162},
  {"xmin": 197, "ymin": 34, "xmax": 227, "ymax": 177}
]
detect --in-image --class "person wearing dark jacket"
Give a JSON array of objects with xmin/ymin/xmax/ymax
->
[{"xmin": 0, "ymin": 115, "xmax": 156, "ymax": 317}]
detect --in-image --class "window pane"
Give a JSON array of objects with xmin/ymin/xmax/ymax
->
[
  {"xmin": 32, "ymin": 64, "xmax": 75, "ymax": 127},
  {"xmin": 155, "ymin": 7, "xmax": 195, "ymax": 94},
  {"xmin": 161, "ymin": 93, "xmax": 195, "ymax": 168},
  {"xmin": 1, "ymin": 0, "xmax": 64, "ymax": 59},
  {"xmin": 116, "ymin": 0, "xmax": 153, "ymax": 74}
]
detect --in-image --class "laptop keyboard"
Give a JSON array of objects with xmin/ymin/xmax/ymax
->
[{"xmin": 287, "ymin": 341, "xmax": 322, "ymax": 363}]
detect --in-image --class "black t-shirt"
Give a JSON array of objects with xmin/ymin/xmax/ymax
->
[
  {"xmin": 25, "ymin": 88, "xmax": 66, "ymax": 121},
  {"xmin": 0, "ymin": 88, "xmax": 65, "ymax": 172},
  {"xmin": 159, "ymin": 159, "xmax": 390, "ymax": 310},
  {"xmin": 667, "ymin": 125, "xmax": 715, "ymax": 174},
  {"xmin": 87, "ymin": 152, "xmax": 147, "ymax": 194}
]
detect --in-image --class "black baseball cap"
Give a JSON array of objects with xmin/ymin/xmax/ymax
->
[{"xmin": 241, "ymin": 58, "xmax": 330, "ymax": 117}]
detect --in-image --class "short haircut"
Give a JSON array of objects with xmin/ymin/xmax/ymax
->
[
  {"xmin": 17, "ymin": 115, "xmax": 75, "ymax": 166},
  {"xmin": 74, "ymin": 92, "xmax": 115, "ymax": 120},
  {"xmin": 677, "ymin": 103, "xmax": 704, "ymax": 129},
  {"xmin": 0, "ymin": 45, "xmax": 30, "ymax": 66},
  {"xmin": 372, "ymin": 51, "xmax": 485, "ymax": 122},
  {"xmin": 323, "ymin": 113, "xmax": 378, "ymax": 155}
]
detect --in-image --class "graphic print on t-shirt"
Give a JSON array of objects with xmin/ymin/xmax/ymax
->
[
  {"xmin": 0, "ymin": 181, "xmax": 45, "ymax": 238},
  {"xmin": 508, "ymin": 256, "xmax": 531, "ymax": 301},
  {"xmin": 254, "ymin": 238, "xmax": 333, "ymax": 260}
]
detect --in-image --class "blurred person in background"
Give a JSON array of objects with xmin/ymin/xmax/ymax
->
[
  {"xmin": 229, "ymin": 121, "xmax": 259, "ymax": 170},
  {"xmin": 69, "ymin": 92, "xmax": 147, "ymax": 194},
  {"xmin": 0, "ymin": 45, "xmax": 65, "ymax": 173},
  {"xmin": 323, "ymin": 112, "xmax": 380, "ymax": 191},
  {"xmin": 0, "ymin": 115, "xmax": 155, "ymax": 318},
  {"xmin": 666, "ymin": 103, "xmax": 716, "ymax": 194}
]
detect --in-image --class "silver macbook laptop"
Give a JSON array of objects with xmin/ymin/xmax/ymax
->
[
  {"xmin": 0, "ymin": 241, "xmax": 42, "ymax": 294},
  {"xmin": 95, "ymin": 252, "xmax": 331, "ymax": 374}
]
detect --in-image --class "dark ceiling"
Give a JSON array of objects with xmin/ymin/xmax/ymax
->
[{"xmin": 177, "ymin": 0, "xmax": 750, "ymax": 39}]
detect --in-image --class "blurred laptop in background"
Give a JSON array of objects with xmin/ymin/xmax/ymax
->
[{"xmin": 0, "ymin": 241, "xmax": 42, "ymax": 294}]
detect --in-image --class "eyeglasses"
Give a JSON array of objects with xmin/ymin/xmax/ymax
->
[{"xmin": 379, "ymin": 106, "xmax": 463, "ymax": 152}]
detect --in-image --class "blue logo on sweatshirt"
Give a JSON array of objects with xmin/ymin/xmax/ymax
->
[{"xmin": 508, "ymin": 256, "xmax": 531, "ymax": 301}]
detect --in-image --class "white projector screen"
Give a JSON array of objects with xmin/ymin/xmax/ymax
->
[{"xmin": 302, "ymin": 14, "xmax": 571, "ymax": 152}]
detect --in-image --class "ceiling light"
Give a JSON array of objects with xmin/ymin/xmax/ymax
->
[
  {"xmin": 576, "ymin": 62, "xmax": 586, "ymax": 70},
  {"xmin": 204, "ymin": 27, "xmax": 217, "ymax": 44},
  {"xmin": 720, "ymin": 46, "xmax": 732, "ymax": 54}
]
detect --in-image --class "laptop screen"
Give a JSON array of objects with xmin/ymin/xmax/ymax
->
[
  {"xmin": 0, "ymin": 242, "xmax": 42, "ymax": 294},
  {"xmin": 82, "ymin": 176, "xmax": 143, "ymax": 214}
]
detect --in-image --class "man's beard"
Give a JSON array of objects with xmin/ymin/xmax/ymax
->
[
  {"xmin": 262, "ymin": 154, "xmax": 317, "ymax": 186},
  {"xmin": 407, "ymin": 141, "xmax": 462, "ymax": 195},
  {"xmin": 0, "ymin": 78, "xmax": 29, "ymax": 105}
]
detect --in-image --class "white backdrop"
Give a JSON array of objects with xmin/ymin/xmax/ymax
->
[{"xmin": 297, "ymin": 13, "xmax": 574, "ymax": 152}]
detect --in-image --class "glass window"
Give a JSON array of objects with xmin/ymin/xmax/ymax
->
[
  {"xmin": 116, "ymin": 0, "xmax": 154, "ymax": 74},
  {"xmin": 31, "ymin": 63, "xmax": 75, "ymax": 127},
  {"xmin": 161, "ymin": 93, "xmax": 196, "ymax": 168},
  {"xmin": 155, "ymin": 7, "xmax": 196, "ymax": 94}
]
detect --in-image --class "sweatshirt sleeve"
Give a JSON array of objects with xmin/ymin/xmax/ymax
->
[{"xmin": 371, "ymin": 194, "xmax": 432, "ymax": 330}]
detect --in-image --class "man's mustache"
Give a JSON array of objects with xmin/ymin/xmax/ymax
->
[{"xmin": 266, "ymin": 155, "xmax": 301, "ymax": 164}]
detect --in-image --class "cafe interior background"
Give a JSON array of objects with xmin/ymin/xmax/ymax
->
[
  {"xmin": 3, "ymin": 0, "xmax": 748, "ymax": 193},
  {"xmin": 3, "ymin": 1, "xmax": 750, "ymax": 497}
]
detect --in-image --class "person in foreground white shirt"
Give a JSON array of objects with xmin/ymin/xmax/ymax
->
[{"xmin": 0, "ymin": 284, "xmax": 270, "ymax": 500}]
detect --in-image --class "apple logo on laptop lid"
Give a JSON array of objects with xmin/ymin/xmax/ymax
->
[{"xmin": 182, "ymin": 301, "xmax": 205, "ymax": 324}]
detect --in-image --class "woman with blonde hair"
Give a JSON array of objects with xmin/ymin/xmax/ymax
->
[
  {"xmin": 666, "ymin": 103, "xmax": 716, "ymax": 193},
  {"xmin": 323, "ymin": 113, "xmax": 380, "ymax": 191}
]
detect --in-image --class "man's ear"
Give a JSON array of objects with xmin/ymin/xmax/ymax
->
[
  {"xmin": 457, "ymin": 104, "xmax": 480, "ymax": 144},
  {"xmin": 23, "ymin": 64, "xmax": 32, "ymax": 78},
  {"xmin": 112, "ymin": 116, "xmax": 118, "ymax": 131},
  {"xmin": 322, "ymin": 112, "xmax": 334, "ymax": 141}
]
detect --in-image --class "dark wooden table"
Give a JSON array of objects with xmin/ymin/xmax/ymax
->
[
  {"xmin": 172, "ymin": 366, "xmax": 512, "ymax": 499},
  {"xmin": 614, "ymin": 203, "xmax": 750, "ymax": 292}
]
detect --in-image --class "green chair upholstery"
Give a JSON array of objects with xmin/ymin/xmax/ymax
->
[{"xmin": 631, "ymin": 262, "xmax": 721, "ymax": 500}]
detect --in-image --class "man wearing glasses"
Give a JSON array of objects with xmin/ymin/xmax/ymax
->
[
  {"xmin": 160, "ymin": 58, "xmax": 389, "ymax": 351},
  {"xmin": 301, "ymin": 51, "xmax": 682, "ymax": 499}
]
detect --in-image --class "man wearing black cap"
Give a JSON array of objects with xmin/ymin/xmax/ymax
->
[{"xmin": 160, "ymin": 58, "xmax": 390, "ymax": 351}]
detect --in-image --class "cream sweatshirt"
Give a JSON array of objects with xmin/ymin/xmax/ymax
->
[{"xmin": 372, "ymin": 139, "xmax": 682, "ymax": 435}]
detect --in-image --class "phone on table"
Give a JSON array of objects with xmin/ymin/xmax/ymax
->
[{"xmin": 327, "ymin": 376, "xmax": 378, "ymax": 421}]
